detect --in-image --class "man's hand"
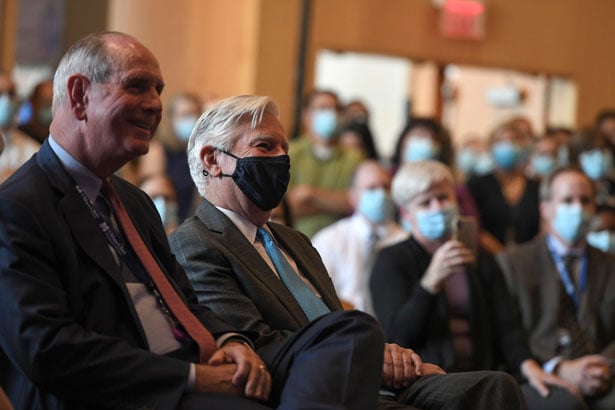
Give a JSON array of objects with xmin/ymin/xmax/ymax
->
[
  {"xmin": 421, "ymin": 240, "xmax": 475, "ymax": 294},
  {"xmin": 207, "ymin": 342, "xmax": 271, "ymax": 401},
  {"xmin": 521, "ymin": 359, "xmax": 580, "ymax": 398},
  {"xmin": 420, "ymin": 363, "xmax": 446, "ymax": 376},
  {"xmin": 556, "ymin": 355, "xmax": 611, "ymax": 397},
  {"xmin": 194, "ymin": 363, "xmax": 242, "ymax": 396},
  {"xmin": 381, "ymin": 343, "xmax": 422, "ymax": 389}
]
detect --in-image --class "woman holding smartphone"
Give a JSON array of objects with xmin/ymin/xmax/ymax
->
[{"xmin": 370, "ymin": 160, "xmax": 583, "ymax": 410}]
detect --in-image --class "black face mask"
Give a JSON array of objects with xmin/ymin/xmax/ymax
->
[{"xmin": 218, "ymin": 149, "xmax": 291, "ymax": 211}]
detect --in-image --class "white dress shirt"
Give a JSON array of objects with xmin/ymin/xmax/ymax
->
[{"xmin": 312, "ymin": 213, "xmax": 408, "ymax": 315}]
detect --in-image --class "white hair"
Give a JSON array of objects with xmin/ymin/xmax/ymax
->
[
  {"xmin": 52, "ymin": 31, "xmax": 129, "ymax": 114},
  {"xmin": 391, "ymin": 160, "xmax": 454, "ymax": 207},
  {"xmin": 187, "ymin": 95, "xmax": 280, "ymax": 197}
]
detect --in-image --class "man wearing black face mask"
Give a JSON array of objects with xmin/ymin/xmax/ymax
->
[{"xmin": 170, "ymin": 95, "xmax": 527, "ymax": 410}]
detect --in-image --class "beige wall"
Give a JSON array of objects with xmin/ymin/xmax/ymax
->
[
  {"xmin": 108, "ymin": 0, "xmax": 301, "ymax": 130},
  {"xmin": 106, "ymin": 0, "xmax": 615, "ymax": 129},
  {"xmin": 0, "ymin": 0, "xmax": 18, "ymax": 71}
]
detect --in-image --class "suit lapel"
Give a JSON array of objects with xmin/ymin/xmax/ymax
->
[
  {"xmin": 37, "ymin": 142, "xmax": 148, "ymax": 343},
  {"xmin": 579, "ymin": 247, "xmax": 606, "ymax": 339},
  {"xmin": 196, "ymin": 200, "xmax": 310, "ymax": 323}
]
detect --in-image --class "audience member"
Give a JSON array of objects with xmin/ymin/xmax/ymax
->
[
  {"xmin": 287, "ymin": 89, "xmax": 362, "ymax": 237},
  {"xmin": 392, "ymin": 117, "xmax": 481, "ymax": 226},
  {"xmin": 455, "ymin": 135, "xmax": 494, "ymax": 179},
  {"xmin": 17, "ymin": 78, "xmax": 53, "ymax": 144},
  {"xmin": 338, "ymin": 121, "xmax": 380, "ymax": 160},
  {"xmin": 312, "ymin": 160, "xmax": 407, "ymax": 314},
  {"xmin": 527, "ymin": 133, "xmax": 561, "ymax": 180},
  {"xmin": 371, "ymin": 160, "xmax": 581, "ymax": 410},
  {"xmin": 0, "ymin": 31, "xmax": 377, "ymax": 410},
  {"xmin": 573, "ymin": 128, "xmax": 615, "ymax": 208},
  {"xmin": 497, "ymin": 167, "xmax": 615, "ymax": 409},
  {"xmin": 586, "ymin": 206, "xmax": 615, "ymax": 254},
  {"xmin": 0, "ymin": 70, "xmax": 40, "ymax": 183},
  {"xmin": 341, "ymin": 99, "xmax": 370, "ymax": 126},
  {"xmin": 170, "ymin": 94, "xmax": 528, "ymax": 410},
  {"xmin": 595, "ymin": 109, "xmax": 615, "ymax": 147},
  {"xmin": 139, "ymin": 92, "xmax": 202, "ymax": 222},
  {"xmin": 467, "ymin": 121, "xmax": 540, "ymax": 253},
  {"xmin": 140, "ymin": 173, "xmax": 179, "ymax": 234},
  {"xmin": 545, "ymin": 127, "xmax": 573, "ymax": 167}
]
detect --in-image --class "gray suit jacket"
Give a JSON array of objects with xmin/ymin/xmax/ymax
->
[
  {"xmin": 169, "ymin": 199, "xmax": 343, "ymax": 350},
  {"xmin": 496, "ymin": 235, "xmax": 615, "ymax": 363}
]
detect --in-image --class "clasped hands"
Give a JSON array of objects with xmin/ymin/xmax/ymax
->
[
  {"xmin": 194, "ymin": 341, "xmax": 271, "ymax": 401},
  {"xmin": 382, "ymin": 343, "xmax": 445, "ymax": 390}
]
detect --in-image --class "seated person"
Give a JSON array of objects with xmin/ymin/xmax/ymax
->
[
  {"xmin": 370, "ymin": 160, "xmax": 581, "ymax": 410},
  {"xmin": 497, "ymin": 167, "xmax": 615, "ymax": 409},
  {"xmin": 0, "ymin": 31, "xmax": 386, "ymax": 410},
  {"xmin": 312, "ymin": 159, "xmax": 408, "ymax": 314},
  {"xmin": 0, "ymin": 70, "xmax": 40, "ymax": 183},
  {"xmin": 467, "ymin": 121, "xmax": 540, "ymax": 254},
  {"xmin": 170, "ymin": 94, "xmax": 528, "ymax": 410},
  {"xmin": 586, "ymin": 206, "xmax": 615, "ymax": 254},
  {"xmin": 287, "ymin": 89, "xmax": 362, "ymax": 238}
]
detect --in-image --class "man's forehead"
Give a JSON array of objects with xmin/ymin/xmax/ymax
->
[{"xmin": 552, "ymin": 172, "xmax": 591, "ymax": 194}]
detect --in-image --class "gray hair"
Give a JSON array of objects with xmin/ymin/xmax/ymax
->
[
  {"xmin": 391, "ymin": 160, "xmax": 454, "ymax": 207},
  {"xmin": 52, "ymin": 31, "xmax": 129, "ymax": 114},
  {"xmin": 187, "ymin": 95, "xmax": 280, "ymax": 197}
]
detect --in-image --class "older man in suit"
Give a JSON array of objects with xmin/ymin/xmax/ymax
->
[
  {"xmin": 0, "ymin": 32, "xmax": 385, "ymax": 410},
  {"xmin": 170, "ymin": 94, "xmax": 528, "ymax": 410},
  {"xmin": 497, "ymin": 167, "xmax": 615, "ymax": 410}
]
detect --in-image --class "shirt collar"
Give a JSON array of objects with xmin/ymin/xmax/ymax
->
[
  {"xmin": 546, "ymin": 233, "xmax": 585, "ymax": 257},
  {"xmin": 48, "ymin": 135, "xmax": 102, "ymax": 202},
  {"xmin": 216, "ymin": 206, "xmax": 259, "ymax": 243},
  {"xmin": 351, "ymin": 213, "xmax": 391, "ymax": 240}
]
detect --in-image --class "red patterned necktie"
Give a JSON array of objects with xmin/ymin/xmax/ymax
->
[{"xmin": 101, "ymin": 180, "xmax": 216, "ymax": 363}]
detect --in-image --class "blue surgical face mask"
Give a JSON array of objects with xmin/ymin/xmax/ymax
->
[
  {"xmin": 311, "ymin": 109, "xmax": 338, "ymax": 140},
  {"xmin": 474, "ymin": 152, "xmax": 494, "ymax": 175},
  {"xmin": 579, "ymin": 149, "xmax": 612, "ymax": 180},
  {"xmin": 0, "ymin": 94, "xmax": 13, "ymax": 128},
  {"xmin": 152, "ymin": 196, "xmax": 178, "ymax": 230},
  {"xmin": 37, "ymin": 106, "xmax": 52, "ymax": 126},
  {"xmin": 404, "ymin": 137, "xmax": 439, "ymax": 163},
  {"xmin": 414, "ymin": 207, "xmax": 458, "ymax": 241},
  {"xmin": 173, "ymin": 115, "xmax": 198, "ymax": 142},
  {"xmin": 531, "ymin": 154, "xmax": 556, "ymax": 177},
  {"xmin": 357, "ymin": 188, "xmax": 393, "ymax": 224},
  {"xmin": 552, "ymin": 203, "xmax": 592, "ymax": 244},
  {"xmin": 491, "ymin": 141, "xmax": 522, "ymax": 170},
  {"xmin": 586, "ymin": 230, "xmax": 615, "ymax": 254}
]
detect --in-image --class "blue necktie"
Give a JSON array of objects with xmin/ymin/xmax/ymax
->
[{"xmin": 256, "ymin": 227, "xmax": 330, "ymax": 321}]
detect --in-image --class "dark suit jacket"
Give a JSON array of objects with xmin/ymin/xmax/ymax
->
[
  {"xmin": 0, "ymin": 141, "xmax": 237, "ymax": 410},
  {"xmin": 169, "ymin": 199, "xmax": 342, "ymax": 350},
  {"xmin": 370, "ymin": 236, "xmax": 531, "ymax": 376},
  {"xmin": 496, "ymin": 235, "xmax": 615, "ymax": 363}
]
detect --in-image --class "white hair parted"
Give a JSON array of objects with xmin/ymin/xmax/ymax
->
[
  {"xmin": 52, "ymin": 31, "xmax": 133, "ymax": 114},
  {"xmin": 187, "ymin": 95, "xmax": 280, "ymax": 197},
  {"xmin": 391, "ymin": 160, "xmax": 454, "ymax": 207}
]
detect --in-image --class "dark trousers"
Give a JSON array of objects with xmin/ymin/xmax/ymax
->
[
  {"xmin": 259, "ymin": 310, "xmax": 385, "ymax": 410},
  {"xmin": 380, "ymin": 371, "xmax": 527, "ymax": 410}
]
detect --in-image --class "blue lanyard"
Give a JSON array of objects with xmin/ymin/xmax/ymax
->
[{"xmin": 546, "ymin": 237, "xmax": 587, "ymax": 308}]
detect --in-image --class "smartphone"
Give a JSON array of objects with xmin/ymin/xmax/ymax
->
[{"xmin": 452, "ymin": 215, "xmax": 478, "ymax": 255}]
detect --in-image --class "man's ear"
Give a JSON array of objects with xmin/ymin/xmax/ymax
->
[
  {"xmin": 201, "ymin": 145, "xmax": 222, "ymax": 177},
  {"xmin": 67, "ymin": 74, "xmax": 90, "ymax": 120}
]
